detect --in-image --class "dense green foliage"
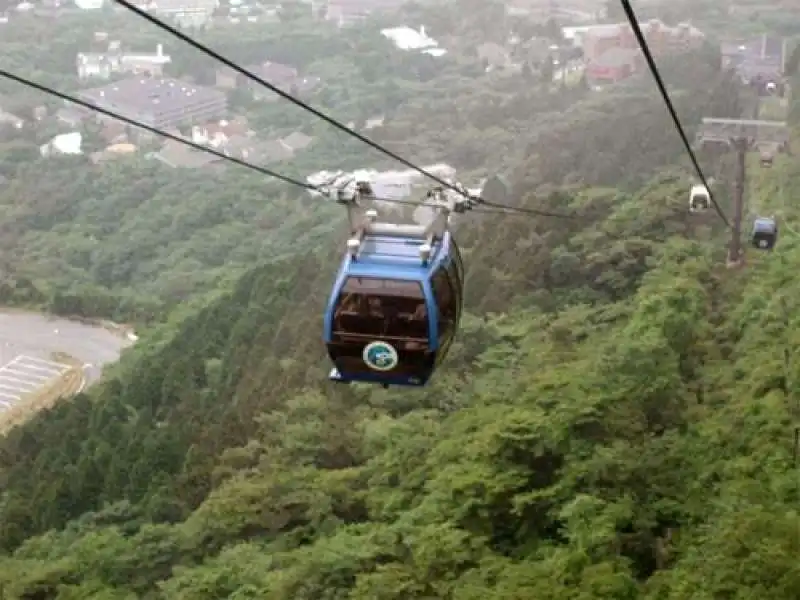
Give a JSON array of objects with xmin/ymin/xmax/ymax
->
[
  {"xmin": 0, "ymin": 4, "xmax": 602, "ymax": 323},
  {"xmin": 3, "ymin": 40, "xmax": 798, "ymax": 595},
  {"xmin": 0, "ymin": 1, "xmax": 799, "ymax": 594},
  {"xmin": 0, "ymin": 35, "xmax": 727, "ymax": 323}
]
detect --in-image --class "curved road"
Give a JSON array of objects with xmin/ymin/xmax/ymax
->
[{"xmin": 0, "ymin": 310, "xmax": 133, "ymax": 385}]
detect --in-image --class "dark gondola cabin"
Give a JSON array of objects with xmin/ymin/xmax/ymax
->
[
  {"xmin": 752, "ymin": 216, "xmax": 777, "ymax": 250},
  {"xmin": 324, "ymin": 231, "xmax": 464, "ymax": 387}
]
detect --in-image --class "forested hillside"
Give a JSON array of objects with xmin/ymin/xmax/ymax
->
[
  {"xmin": 1, "ymin": 43, "xmax": 798, "ymax": 596},
  {"xmin": 0, "ymin": 4, "xmax": 595, "ymax": 324},
  {"xmin": 0, "ymin": 42, "xmax": 734, "ymax": 326}
]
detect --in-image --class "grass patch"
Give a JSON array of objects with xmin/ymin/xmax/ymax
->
[{"xmin": 759, "ymin": 96, "xmax": 789, "ymax": 121}]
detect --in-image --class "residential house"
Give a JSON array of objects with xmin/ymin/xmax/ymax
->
[
  {"xmin": 173, "ymin": 125, "xmax": 313, "ymax": 165},
  {"xmin": 191, "ymin": 117, "xmax": 250, "ymax": 146},
  {"xmin": 577, "ymin": 19, "xmax": 703, "ymax": 83},
  {"xmin": 137, "ymin": 0, "xmax": 218, "ymax": 28},
  {"xmin": 223, "ymin": 135, "xmax": 292, "ymax": 164},
  {"xmin": 78, "ymin": 77, "xmax": 228, "ymax": 130},
  {"xmin": 507, "ymin": 0, "xmax": 606, "ymax": 20},
  {"xmin": 216, "ymin": 62, "xmax": 319, "ymax": 97},
  {"xmin": 90, "ymin": 142, "xmax": 136, "ymax": 164},
  {"xmin": 324, "ymin": 0, "xmax": 405, "ymax": 27},
  {"xmin": 363, "ymin": 115, "xmax": 384, "ymax": 130},
  {"xmin": 155, "ymin": 139, "xmax": 221, "ymax": 167},
  {"xmin": 586, "ymin": 47, "xmax": 638, "ymax": 85},
  {"xmin": 580, "ymin": 24, "xmax": 629, "ymax": 65},
  {"xmin": 77, "ymin": 42, "xmax": 172, "ymax": 79},
  {"xmin": 569, "ymin": 19, "xmax": 703, "ymax": 63},
  {"xmin": 248, "ymin": 62, "xmax": 320, "ymax": 99},
  {"xmin": 247, "ymin": 61, "xmax": 297, "ymax": 89}
]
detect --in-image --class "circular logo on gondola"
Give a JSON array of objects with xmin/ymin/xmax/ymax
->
[{"xmin": 363, "ymin": 341, "xmax": 398, "ymax": 371}]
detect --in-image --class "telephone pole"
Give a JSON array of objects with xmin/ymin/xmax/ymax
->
[{"xmin": 696, "ymin": 118, "xmax": 790, "ymax": 266}]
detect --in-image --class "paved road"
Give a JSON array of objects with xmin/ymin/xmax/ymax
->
[{"xmin": 0, "ymin": 311, "xmax": 134, "ymax": 391}]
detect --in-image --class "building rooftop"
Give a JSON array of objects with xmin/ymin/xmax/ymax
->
[
  {"xmin": 78, "ymin": 44, "xmax": 171, "ymax": 66},
  {"xmin": 78, "ymin": 77, "xmax": 225, "ymax": 117},
  {"xmin": 593, "ymin": 47, "xmax": 638, "ymax": 68},
  {"xmin": 156, "ymin": 140, "xmax": 220, "ymax": 168}
]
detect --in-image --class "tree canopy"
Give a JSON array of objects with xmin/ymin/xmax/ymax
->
[{"xmin": 0, "ymin": 6, "xmax": 798, "ymax": 598}]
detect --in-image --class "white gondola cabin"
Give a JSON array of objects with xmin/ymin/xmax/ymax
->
[{"xmin": 689, "ymin": 184, "xmax": 710, "ymax": 213}]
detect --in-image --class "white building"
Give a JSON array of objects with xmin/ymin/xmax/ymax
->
[
  {"xmin": 40, "ymin": 132, "xmax": 82, "ymax": 157},
  {"xmin": 381, "ymin": 26, "xmax": 446, "ymax": 56},
  {"xmin": 77, "ymin": 43, "xmax": 172, "ymax": 79}
]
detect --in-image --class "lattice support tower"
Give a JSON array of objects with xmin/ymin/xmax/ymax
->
[{"xmin": 695, "ymin": 118, "xmax": 790, "ymax": 267}]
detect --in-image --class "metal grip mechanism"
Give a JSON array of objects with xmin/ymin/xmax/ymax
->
[{"xmin": 320, "ymin": 173, "xmax": 475, "ymax": 264}]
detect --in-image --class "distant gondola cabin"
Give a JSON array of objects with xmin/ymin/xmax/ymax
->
[
  {"xmin": 689, "ymin": 184, "xmax": 710, "ymax": 212},
  {"xmin": 324, "ymin": 230, "xmax": 464, "ymax": 387},
  {"xmin": 752, "ymin": 216, "xmax": 777, "ymax": 249}
]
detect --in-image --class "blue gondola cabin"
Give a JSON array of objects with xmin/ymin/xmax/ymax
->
[
  {"xmin": 324, "ymin": 230, "xmax": 464, "ymax": 387},
  {"xmin": 323, "ymin": 182, "xmax": 471, "ymax": 387}
]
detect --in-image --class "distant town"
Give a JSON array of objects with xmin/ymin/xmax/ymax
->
[{"xmin": 0, "ymin": 0, "xmax": 791, "ymax": 195}]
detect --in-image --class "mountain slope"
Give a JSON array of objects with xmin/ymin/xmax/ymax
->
[{"xmin": 1, "ymin": 52, "xmax": 795, "ymax": 597}]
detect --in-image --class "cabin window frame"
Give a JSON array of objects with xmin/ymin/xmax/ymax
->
[
  {"xmin": 431, "ymin": 264, "xmax": 457, "ymax": 363},
  {"xmin": 450, "ymin": 237, "xmax": 465, "ymax": 289},
  {"xmin": 333, "ymin": 276, "xmax": 430, "ymax": 344},
  {"xmin": 448, "ymin": 238, "xmax": 464, "ymax": 324}
]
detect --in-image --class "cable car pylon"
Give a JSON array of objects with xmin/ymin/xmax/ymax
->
[{"xmin": 696, "ymin": 117, "xmax": 790, "ymax": 265}]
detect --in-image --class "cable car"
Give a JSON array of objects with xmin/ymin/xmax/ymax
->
[
  {"xmin": 324, "ymin": 182, "xmax": 470, "ymax": 387},
  {"xmin": 689, "ymin": 184, "xmax": 709, "ymax": 212},
  {"xmin": 752, "ymin": 216, "xmax": 777, "ymax": 250},
  {"xmin": 760, "ymin": 148, "xmax": 774, "ymax": 168}
]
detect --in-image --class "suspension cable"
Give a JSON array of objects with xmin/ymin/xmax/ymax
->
[
  {"xmin": 0, "ymin": 69, "xmax": 554, "ymax": 217},
  {"xmin": 618, "ymin": 0, "xmax": 731, "ymax": 228},
  {"xmin": 112, "ymin": 0, "xmax": 578, "ymax": 220},
  {"xmin": 1, "ymin": 70, "xmax": 319, "ymax": 191}
]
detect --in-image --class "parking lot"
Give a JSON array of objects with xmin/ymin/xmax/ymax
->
[
  {"xmin": 0, "ymin": 354, "xmax": 71, "ymax": 410},
  {"xmin": 0, "ymin": 310, "xmax": 134, "ymax": 417}
]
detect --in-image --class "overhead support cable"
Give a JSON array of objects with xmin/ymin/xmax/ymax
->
[
  {"xmin": 0, "ymin": 69, "xmax": 554, "ymax": 218},
  {"xmin": 112, "ymin": 0, "xmax": 578, "ymax": 220},
  {"xmin": 618, "ymin": 0, "xmax": 731, "ymax": 228}
]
